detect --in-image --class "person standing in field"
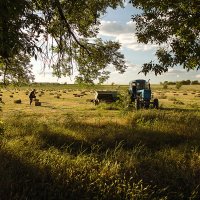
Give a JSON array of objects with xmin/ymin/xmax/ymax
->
[{"xmin": 29, "ymin": 89, "xmax": 36, "ymax": 105}]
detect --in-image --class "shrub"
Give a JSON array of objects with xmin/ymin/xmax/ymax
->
[{"xmin": 176, "ymin": 82, "xmax": 182, "ymax": 89}]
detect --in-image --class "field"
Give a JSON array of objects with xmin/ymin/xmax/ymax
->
[{"xmin": 0, "ymin": 84, "xmax": 200, "ymax": 199}]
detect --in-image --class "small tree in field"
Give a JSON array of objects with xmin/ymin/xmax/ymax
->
[
  {"xmin": 161, "ymin": 81, "xmax": 168, "ymax": 89},
  {"xmin": 176, "ymin": 82, "xmax": 182, "ymax": 90}
]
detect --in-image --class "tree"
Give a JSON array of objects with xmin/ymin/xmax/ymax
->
[
  {"xmin": 0, "ymin": 0, "xmax": 127, "ymax": 84},
  {"xmin": 0, "ymin": 53, "xmax": 34, "ymax": 85},
  {"xmin": 130, "ymin": 0, "xmax": 200, "ymax": 75},
  {"xmin": 176, "ymin": 82, "xmax": 182, "ymax": 89},
  {"xmin": 0, "ymin": 0, "xmax": 43, "ymax": 61},
  {"xmin": 191, "ymin": 80, "xmax": 199, "ymax": 85}
]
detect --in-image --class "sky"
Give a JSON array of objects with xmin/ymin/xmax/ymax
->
[{"xmin": 32, "ymin": 2, "xmax": 200, "ymax": 84}]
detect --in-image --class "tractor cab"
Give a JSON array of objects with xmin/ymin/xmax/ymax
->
[
  {"xmin": 128, "ymin": 79, "xmax": 151, "ymax": 100},
  {"xmin": 128, "ymin": 79, "xmax": 158, "ymax": 109}
]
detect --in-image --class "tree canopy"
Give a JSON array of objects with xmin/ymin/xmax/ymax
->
[
  {"xmin": 0, "ymin": 0, "xmax": 127, "ymax": 84},
  {"xmin": 1, "ymin": 0, "xmax": 199, "ymax": 84},
  {"xmin": 130, "ymin": 0, "xmax": 200, "ymax": 75}
]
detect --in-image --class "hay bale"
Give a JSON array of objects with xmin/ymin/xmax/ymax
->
[
  {"xmin": 35, "ymin": 101, "xmax": 41, "ymax": 106},
  {"xmin": 14, "ymin": 99, "xmax": 21, "ymax": 104},
  {"xmin": 86, "ymin": 99, "xmax": 94, "ymax": 102},
  {"xmin": 0, "ymin": 94, "xmax": 2, "ymax": 96},
  {"xmin": 10, "ymin": 95, "xmax": 13, "ymax": 98}
]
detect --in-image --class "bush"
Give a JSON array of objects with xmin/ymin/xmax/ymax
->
[{"xmin": 176, "ymin": 82, "xmax": 182, "ymax": 89}]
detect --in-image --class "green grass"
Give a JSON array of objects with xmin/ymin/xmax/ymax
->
[{"xmin": 0, "ymin": 84, "xmax": 200, "ymax": 199}]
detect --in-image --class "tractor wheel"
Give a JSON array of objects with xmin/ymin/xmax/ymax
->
[
  {"xmin": 94, "ymin": 99, "xmax": 99, "ymax": 106},
  {"xmin": 144, "ymin": 100, "xmax": 150, "ymax": 109},
  {"xmin": 135, "ymin": 99, "xmax": 141, "ymax": 110},
  {"xmin": 153, "ymin": 99, "xmax": 159, "ymax": 109}
]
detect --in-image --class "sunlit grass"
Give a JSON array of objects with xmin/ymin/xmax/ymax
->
[{"xmin": 0, "ymin": 84, "xmax": 200, "ymax": 199}]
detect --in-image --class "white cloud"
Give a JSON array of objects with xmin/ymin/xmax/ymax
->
[
  {"xmin": 126, "ymin": 61, "xmax": 141, "ymax": 71},
  {"xmin": 115, "ymin": 33, "xmax": 157, "ymax": 51},
  {"xmin": 167, "ymin": 68, "xmax": 186, "ymax": 74},
  {"xmin": 99, "ymin": 20, "xmax": 136, "ymax": 36},
  {"xmin": 195, "ymin": 74, "xmax": 200, "ymax": 79},
  {"xmin": 99, "ymin": 20, "xmax": 157, "ymax": 51}
]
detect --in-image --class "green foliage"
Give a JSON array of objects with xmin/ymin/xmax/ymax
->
[
  {"xmin": 0, "ymin": 53, "xmax": 34, "ymax": 85},
  {"xmin": 0, "ymin": 0, "xmax": 127, "ymax": 84},
  {"xmin": 176, "ymin": 82, "xmax": 183, "ymax": 89},
  {"xmin": 0, "ymin": 0, "xmax": 43, "ymax": 60},
  {"xmin": 72, "ymin": 39, "xmax": 127, "ymax": 84},
  {"xmin": 130, "ymin": 0, "xmax": 200, "ymax": 75},
  {"xmin": 161, "ymin": 81, "xmax": 168, "ymax": 89},
  {"xmin": 191, "ymin": 80, "xmax": 200, "ymax": 85},
  {"xmin": 161, "ymin": 80, "xmax": 195, "ymax": 86}
]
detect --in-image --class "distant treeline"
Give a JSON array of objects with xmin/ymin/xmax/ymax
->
[{"xmin": 160, "ymin": 80, "xmax": 200, "ymax": 85}]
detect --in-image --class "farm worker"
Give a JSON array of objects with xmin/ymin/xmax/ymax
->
[{"xmin": 29, "ymin": 89, "xmax": 36, "ymax": 105}]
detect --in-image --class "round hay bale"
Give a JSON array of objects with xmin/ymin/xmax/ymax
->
[
  {"xmin": 35, "ymin": 101, "xmax": 41, "ymax": 106},
  {"xmin": 14, "ymin": 99, "xmax": 21, "ymax": 104},
  {"xmin": 10, "ymin": 95, "xmax": 13, "ymax": 98}
]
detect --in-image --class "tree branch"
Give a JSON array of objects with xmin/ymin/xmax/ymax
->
[{"xmin": 54, "ymin": 0, "xmax": 91, "ymax": 55}]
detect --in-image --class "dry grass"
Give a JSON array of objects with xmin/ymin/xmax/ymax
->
[{"xmin": 0, "ymin": 84, "xmax": 200, "ymax": 199}]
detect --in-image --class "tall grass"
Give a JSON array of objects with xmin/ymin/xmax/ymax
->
[{"xmin": 0, "ymin": 109, "xmax": 200, "ymax": 199}]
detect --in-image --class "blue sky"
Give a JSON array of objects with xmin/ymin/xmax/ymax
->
[{"xmin": 32, "ymin": 3, "xmax": 200, "ymax": 84}]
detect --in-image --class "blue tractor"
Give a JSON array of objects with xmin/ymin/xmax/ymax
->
[{"xmin": 128, "ymin": 79, "xmax": 159, "ymax": 110}]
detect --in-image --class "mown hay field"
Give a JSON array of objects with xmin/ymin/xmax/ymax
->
[{"xmin": 0, "ymin": 84, "xmax": 200, "ymax": 199}]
